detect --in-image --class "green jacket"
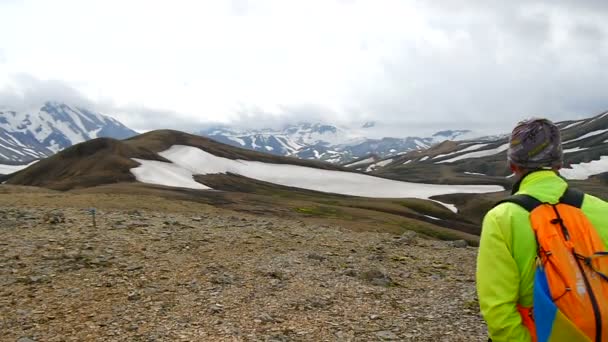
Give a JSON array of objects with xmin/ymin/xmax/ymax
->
[{"xmin": 476, "ymin": 170, "xmax": 608, "ymax": 342}]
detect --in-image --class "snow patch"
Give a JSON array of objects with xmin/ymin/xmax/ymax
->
[
  {"xmin": 365, "ymin": 158, "xmax": 393, "ymax": 172},
  {"xmin": 226, "ymin": 136, "xmax": 246, "ymax": 146},
  {"xmin": 560, "ymin": 156, "xmax": 608, "ymax": 180},
  {"xmin": 375, "ymin": 158, "xmax": 394, "ymax": 167},
  {"xmin": 130, "ymin": 145, "xmax": 503, "ymax": 206},
  {"xmin": 0, "ymin": 161, "xmax": 38, "ymax": 175},
  {"xmin": 131, "ymin": 159, "xmax": 211, "ymax": 189}
]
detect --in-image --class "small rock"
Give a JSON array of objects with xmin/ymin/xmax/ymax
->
[
  {"xmin": 43, "ymin": 211, "xmax": 65, "ymax": 224},
  {"xmin": 342, "ymin": 269, "xmax": 358, "ymax": 277},
  {"xmin": 258, "ymin": 312, "xmax": 275, "ymax": 323},
  {"xmin": 128, "ymin": 210, "xmax": 142, "ymax": 216},
  {"xmin": 17, "ymin": 337, "xmax": 37, "ymax": 342},
  {"xmin": 307, "ymin": 253, "xmax": 327, "ymax": 261},
  {"xmin": 360, "ymin": 269, "xmax": 393, "ymax": 287},
  {"xmin": 127, "ymin": 291, "xmax": 141, "ymax": 301},
  {"xmin": 211, "ymin": 273, "xmax": 235, "ymax": 285},
  {"xmin": 209, "ymin": 304, "xmax": 223, "ymax": 314},
  {"xmin": 394, "ymin": 230, "xmax": 417, "ymax": 245},
  {"xmin": 375, "ymin": 330, "xmax": 399, "ymax": 340},
  {"xmin": 451, "ymin": 240, "xmax": 468, "ymax": 248},
  {"xmin": 266, "ymin": 333, "xmax": 290, "ymax": 342}
]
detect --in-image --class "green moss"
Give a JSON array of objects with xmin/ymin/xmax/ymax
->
[
  {"xmin": 294, "ymin": 205, "xmax": 352, "ymax": 219},
  {"xmin": 397, "ymin": 221, "xmax": 478, "ymax": 246}
]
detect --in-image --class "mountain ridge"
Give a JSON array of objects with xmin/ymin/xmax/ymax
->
[
  {"xmin": 0, "ymin": 101, "xmax": 137, "ymax": 165},
  {"xmin": 198, "ymin": 123, "xmax": 479, "ymax": 164}
]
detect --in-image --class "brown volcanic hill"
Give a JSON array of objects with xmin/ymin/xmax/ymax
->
[
  {"xmin": 6, "ymin": 137, "xmax": 158, "ymax": 190},
  {"xmin": 6, "ymin": 130, "xmax": 346, "ymax": 190}
]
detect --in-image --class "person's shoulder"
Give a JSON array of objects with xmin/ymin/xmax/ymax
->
[
  {"xmin": 582, "ymin": 193, "xmax": 608, "ymax": 210},
  {"xmin": 485, "ymin": 197, "xmax": 530, "ymax": 220}
]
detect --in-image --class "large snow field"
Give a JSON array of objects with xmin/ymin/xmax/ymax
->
[{"xmin": 130, "ymin": 145, "xmax": 504, "ymax": 208}]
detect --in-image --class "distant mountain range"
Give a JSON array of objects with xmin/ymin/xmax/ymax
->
[
  {"xmin": 359, "ymin": 111, "xmax": 608, "ymax": 185},
  {"xmin": 0, "ymin": 103, "xmax": 483, "ymax": 167},
  {"xmin": 0, "ymin": 102, "xmax": 137, "ymax": 164},
  {"xmin": 2, "ymin": 101, "xmax": 607, "ymax": 185},
  {"xmin": 199, "ymin": 123, "xmax": 482, "ymax": 164}
]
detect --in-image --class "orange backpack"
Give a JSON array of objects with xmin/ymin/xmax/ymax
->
[{"xmin": 501, "ymin": 188, "xmax": 608, "ymax": 342}]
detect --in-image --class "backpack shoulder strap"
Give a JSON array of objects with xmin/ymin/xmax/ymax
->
[
  {"xmin": 558, "ymin": 188, "xmax": 584, "ymax": 208},
  {"xmin": 495, "ymin": 194, "xmax": 543, "ymax": 212}
]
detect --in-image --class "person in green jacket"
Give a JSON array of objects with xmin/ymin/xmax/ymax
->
[{"xmin": 476, "ymin": 118, "xmax": 608, "ymax": 341}]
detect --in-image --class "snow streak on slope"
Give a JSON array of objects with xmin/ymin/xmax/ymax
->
[
  {"xmin": 344, "ymin": 157, "xmax": 375, "ymax": 167},
  {"xmin": 130, "ymin": 145, "xmax": 504, "ymax": 209},
  {"xmin": 433, "ymin": 143, "xmax": 489, "ymax": 160},
  {"xmin": 562, "ymin": 129, "xmax": 608, "ymax": 144},
  {"xmin": 561, "ymin": 121, "xmax": 584, "ymax": 130},
  {"xmin": 563, "ymin": 147, "xmax": 589, "ymax": 154},
  {"xmin": 436, "ymin": 143, "xmax": 509, "ymax": 164}
]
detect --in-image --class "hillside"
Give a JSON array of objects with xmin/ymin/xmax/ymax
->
[
  {"xmin": 362, "ymin": 111, "xmax": 608, "ymax": 185},
  {"xmin": 5, "ymin": 130, "xmax": 346, "ymax": 189},
  {"xmin": 5, "ymin": 129, "xmax": 505, "ymax": 241}
]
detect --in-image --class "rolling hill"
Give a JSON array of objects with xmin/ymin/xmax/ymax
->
[{"xmin": 4, "ymin": 129, "xmax": 505, "ymax": 242}]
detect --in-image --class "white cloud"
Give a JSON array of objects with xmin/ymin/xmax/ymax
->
[{"xmin": 0, "ymin": 0, "xmax": 607, "ymax": 134}]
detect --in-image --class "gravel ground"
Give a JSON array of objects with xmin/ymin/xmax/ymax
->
[{"xmin": 0, "ymin": 206, "xmax": 488, "ymax": 341}]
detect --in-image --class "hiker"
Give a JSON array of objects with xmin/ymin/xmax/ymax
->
[{"xmin": 476, "ymin": 118, "xmax": 608, "ymax": 341}]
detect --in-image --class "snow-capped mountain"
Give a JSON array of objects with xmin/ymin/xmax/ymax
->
[
  {"xmin": 0, "ymin": 101, "xmax": 137, "ymax": 165},
  {"xmin": 368, "ymin": 110, "xmax": 608, "ymax": 183},
  {"xmin": 198, "ymin": 123, "xmax": 476, "ymax": 164}
]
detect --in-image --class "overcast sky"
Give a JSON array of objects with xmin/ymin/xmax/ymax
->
[{"xmin": 1, "ymin": 0, "xmax": 607, "ymax": 135}]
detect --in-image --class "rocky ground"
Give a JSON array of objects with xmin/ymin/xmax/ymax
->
[{"xmin": 0, "ymin": 202, "xmax": 488, "ymax": 341}]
